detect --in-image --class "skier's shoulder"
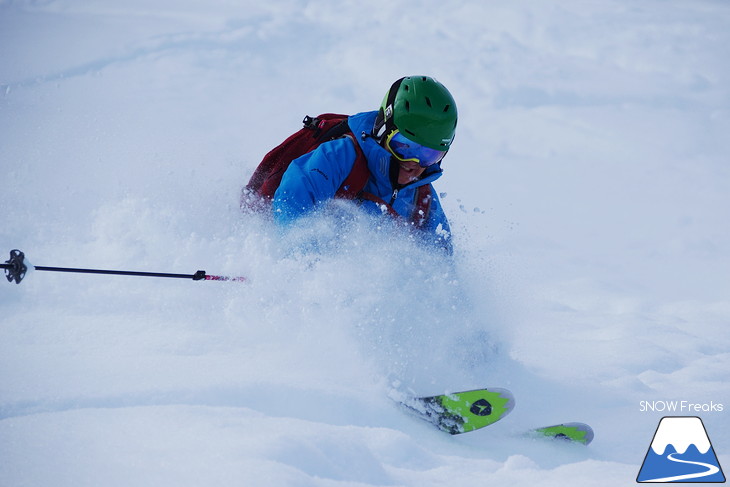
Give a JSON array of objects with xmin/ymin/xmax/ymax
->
[{"xmin": 347, "ymin": 110, "xmax": 378, "ymax": 134}]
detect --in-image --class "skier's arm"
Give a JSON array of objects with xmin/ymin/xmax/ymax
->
[{"xmin": 273, "ymin": 138, "xmax": 357, "ymax": 225}]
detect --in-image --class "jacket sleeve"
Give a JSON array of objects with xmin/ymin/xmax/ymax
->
[
  {"xmin": 419, "ymin": 186, "xmax": 454, "ymax": 256},
  {"xmin": 272, "ymin": 137, "xmax": 357, "ymax": 225}
]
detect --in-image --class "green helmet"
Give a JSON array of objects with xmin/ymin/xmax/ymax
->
[{"xmin": 378, "ymin": 76, "xmax": 457, "ymax": 151}]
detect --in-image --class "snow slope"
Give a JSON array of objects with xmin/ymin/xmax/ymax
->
[{"xmin": 1, "ymin": 1, "xmax": 729, "ymax": 485}]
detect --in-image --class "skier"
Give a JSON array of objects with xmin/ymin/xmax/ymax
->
[{"xmin": 263, "ymin": 76, "xmax": 458, "ymax": 254}]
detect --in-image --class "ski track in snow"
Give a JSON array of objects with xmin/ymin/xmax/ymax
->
[{"xmin": 1, "ymin": 1, "xmax": 730, "ymax": 486}]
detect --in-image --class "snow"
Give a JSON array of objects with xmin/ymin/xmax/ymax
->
[{"xmin": 1, "ymin": 0, "xmax": 729, "ymax": 485}]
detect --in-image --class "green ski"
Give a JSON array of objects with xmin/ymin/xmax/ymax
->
[
  {"xmin": 530, "ymin": 422, "xmax": 594, "ymax": 445},
  {"xmin": 402, "ymin": 388, "xmax": 515, "ymax": 434}
]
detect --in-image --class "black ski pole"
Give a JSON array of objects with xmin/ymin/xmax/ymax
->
[{"xmin": 2, "ymin": 249, "xmax": 246, "ymax": 285}]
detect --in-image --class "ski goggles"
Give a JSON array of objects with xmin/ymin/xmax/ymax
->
[{"xmin": 385, "ymin": 130, "xmax": 447, "ymax": 168}]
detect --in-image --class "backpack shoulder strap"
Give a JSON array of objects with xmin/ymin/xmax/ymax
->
[
  {"xmin": 303, "ymin": 114, "xmax": 370, "ymax": 199},
  {"xmin": 412, "ymin": 185, "xmax": 433, "ymax": 228},
  {"xmin": 335, "ymin": 133, "xmax": 370, "ymax": 199}
]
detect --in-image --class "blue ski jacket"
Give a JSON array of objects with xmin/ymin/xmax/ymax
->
[{"xmin": 273, "ymin": 111, "xmax": 452, "ymax": 254}]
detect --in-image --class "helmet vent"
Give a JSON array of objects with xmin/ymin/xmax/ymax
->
[
  {"xmin": 404, "ymin": 100, "xmax": 410, "ymax": 112},
  {"xmin": 443, "ymin": 104, "xmax": 451, "ymax": 113},
  {"xmin": 404, "ymin": 128, "xmax": 417, "ymax": 137},
  {"xmin": 425, "ymin": 96, "xmax": 432, "ymax": 107}
]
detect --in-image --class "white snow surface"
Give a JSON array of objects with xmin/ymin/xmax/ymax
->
[{"xmin": 1, "ymin": 1, "xmax": 729, "ymax": 486}]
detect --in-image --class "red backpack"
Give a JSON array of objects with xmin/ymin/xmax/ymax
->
[
  {"xmin": 242, "ymin": 113, "xmax": 433, "ymax": 227},
  {"xmin": 242, "ymin": 113, "xmax": 370, "ymax": 209}
]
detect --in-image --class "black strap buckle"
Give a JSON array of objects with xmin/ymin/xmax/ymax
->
[{"xmin": 302, "ymin": 115, "xmax": 320, "ymax": 130}]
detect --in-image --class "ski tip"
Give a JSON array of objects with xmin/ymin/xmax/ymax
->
[
  {"xmin": 489, "ymin": 388, "xmax": 515, "ymax": 410},
  {"xmin": 532, "ymin": 422, "xmax": 594, "ymax": 445}
]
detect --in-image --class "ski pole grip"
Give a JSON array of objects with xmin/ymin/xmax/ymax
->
[{"xmin": 192, "ymin": 270, "xmax": 207, "ymax": 281}]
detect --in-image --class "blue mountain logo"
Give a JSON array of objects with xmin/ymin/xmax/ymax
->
[{"xmin": 637, "ymin": 416, "xmax": 725, "ymax": 483}]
